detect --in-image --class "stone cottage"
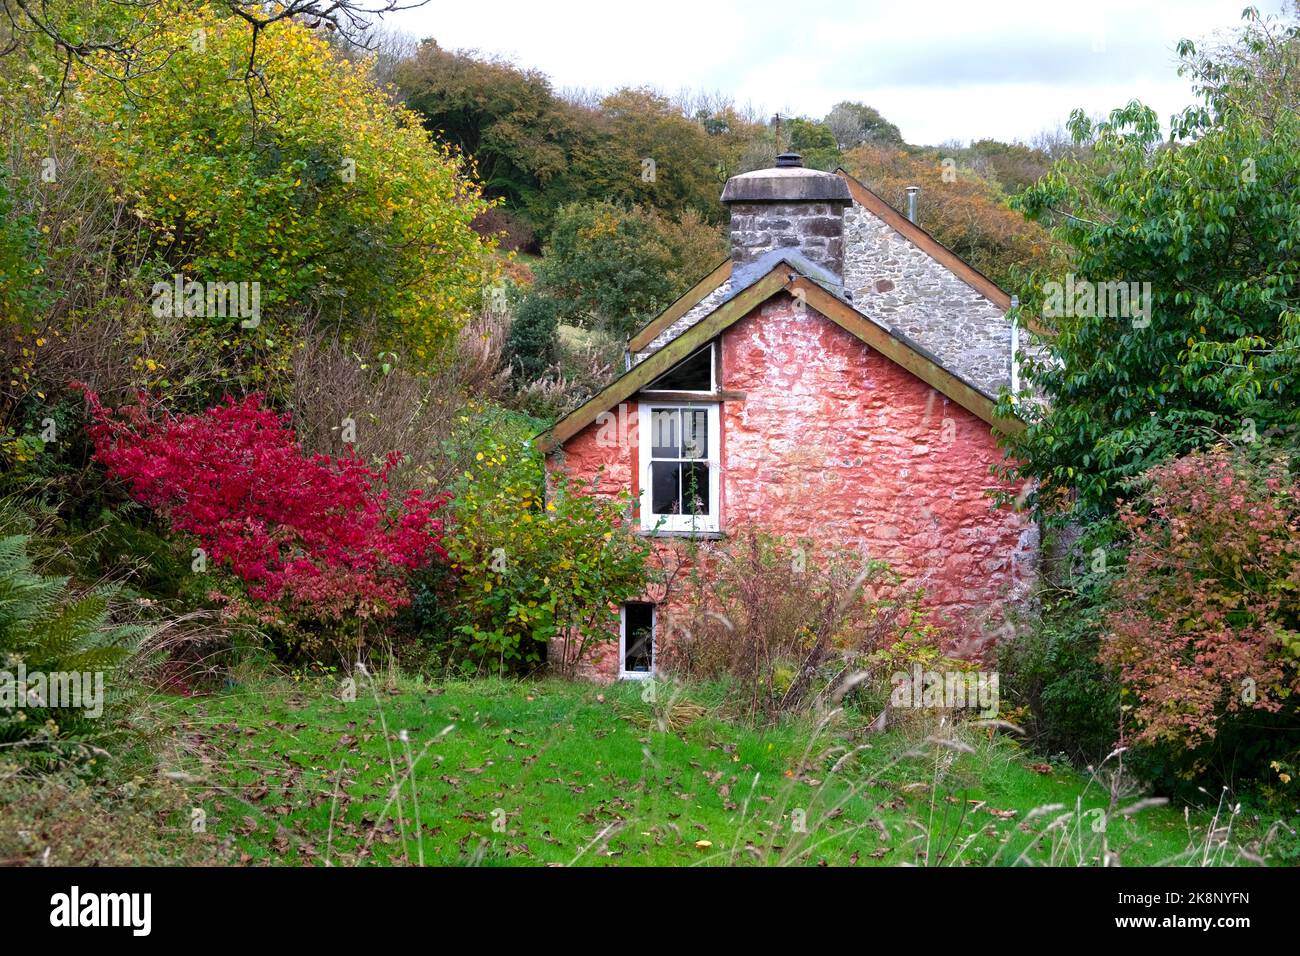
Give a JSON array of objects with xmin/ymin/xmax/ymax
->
[{"xmin": 540, "ymin": 154, "xmax": 1037, "ymax": 680}]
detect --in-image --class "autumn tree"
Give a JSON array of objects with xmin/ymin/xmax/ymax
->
[
  {"xmin": 591, "ymin": 88, "xmax": 727, "ymax": 223},
  {"xmin": 1, "ymin": 0, "xmax": 496, "ymax": 470},
  {"xmin": 825, "ymin": 101, "xmax": 904, "ymax": 149},
  {"xmin": 785, "ymin": 117, "xmax": 841, "ymax": 170},
  {"xmin": 946, "ymin": 138, "xmax": 1058, "ymax": 195},
  {"xmin": 66, "ymin": 6, "xmax": 494, "ymax": 371},
  {"xmin": 0, "ymin": 0, "xmax": 422, "ymax": 102},
  {"xmin": 515, "ymin": 200, "xmax": 725, "ymax": 348},
  {"xmin": 395, "ymin": 40, "xmax": 604, "ymax": 234}
]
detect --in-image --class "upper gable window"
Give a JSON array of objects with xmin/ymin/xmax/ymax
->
[{"xmin": 645, "ymin": 343, "xmax": 714, "ymax": 393}]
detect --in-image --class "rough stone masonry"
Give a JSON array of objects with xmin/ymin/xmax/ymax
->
[
  {"xmin": 720, "ymin": 153, "xmax": 853, "ymax": 274},
  {"xmin": 550, "ymin": 153, "xmax": 1037, "ymax": 681}
]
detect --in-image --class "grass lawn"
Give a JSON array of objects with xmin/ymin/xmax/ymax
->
[{"xmin": 162, "ymin": 674, "xmax": 1284, "ymax": 867}]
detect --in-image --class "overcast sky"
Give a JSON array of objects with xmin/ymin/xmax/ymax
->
[{"xmin": 378, "ymin": 0, "xmax": 1289, "ymax": 145}]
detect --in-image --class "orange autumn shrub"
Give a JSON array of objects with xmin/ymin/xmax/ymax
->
[{"xmin": 1100, "ymin": 445, "xmax": 1300, "ymax": 767}]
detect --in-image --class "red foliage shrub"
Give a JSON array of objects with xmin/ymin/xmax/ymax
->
[
  {"xmin": 78, "ymin": 387, "xmax": 449, "ymax": 621},
  {"xmin": 1100, "ymin": 444, "xmax": 1300, "ymax": 748}
]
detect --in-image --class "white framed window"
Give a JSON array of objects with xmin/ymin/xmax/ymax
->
[
  {"xmin": 638, "ymin": 401, "xmax": 721, "ymax": 534},
  {"xmin": 620, "ymin": 602, "xmax": 655, "ymax": 679}
]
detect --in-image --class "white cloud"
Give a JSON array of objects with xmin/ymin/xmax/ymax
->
[{"xmin": 377, "ymin": 0, "xmax": 1285, "ymax": 144}]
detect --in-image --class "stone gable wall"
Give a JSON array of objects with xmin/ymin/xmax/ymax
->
[
  {"xmin": 634, "ymin": 278, "xmax": 734, "ymax": 364},
  {"xmin": 842, "ymin": 203, "xmax": 1012, "ymax": 396}
]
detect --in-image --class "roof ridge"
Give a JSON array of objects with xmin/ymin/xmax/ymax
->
[{"xmin": 539, "ymin": 263, "xmax": 1023, "ymax": 450}]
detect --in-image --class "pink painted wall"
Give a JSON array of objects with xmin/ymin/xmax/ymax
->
[{"xmin": 550, "ymin": 292, "xmax": 1036, "ymax": 680}]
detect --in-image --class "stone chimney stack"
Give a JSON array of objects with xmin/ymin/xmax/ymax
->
[{"xmin": 720, "ymin": 152, "xmax": 853, "ymax": 275}]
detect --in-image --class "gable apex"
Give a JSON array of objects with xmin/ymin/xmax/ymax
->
[
  {"xmin": 834, "ymin": 167, "xmax": 1012, "ymax": 310},
  {"xmin": 540, "ymin": 260, "xmax": 1023, "ymax": 452},
  {"xmin": 721, "ymin": 248, "xmax": 844, "ymax": 305}
]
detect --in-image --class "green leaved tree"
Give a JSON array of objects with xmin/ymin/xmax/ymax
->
[{"xmin": 996, "ymin": 6, "xmax": 1300, "ymax": 522}]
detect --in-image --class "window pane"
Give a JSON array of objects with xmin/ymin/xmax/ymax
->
[
  {"xmin": 651, "ymin": 461, "xmax": 682, "ymax": 515},
  {"xmin": 648, "ymin": 345, "xmax": 712, "ymax": 391},
  {"xmin": 683, "ymin": 462, "xmax": 711, "ymax": 517},
  {"xmin": 681, "ymin": 409, "xmax": 708, "ymax": 459},
  {"xmin": 624, "ymin": 603, "xmax": 654, "ymax": 673},
  {"xmin": 649, "ymin": 409, "xmax": 678, "ymax": 459}
]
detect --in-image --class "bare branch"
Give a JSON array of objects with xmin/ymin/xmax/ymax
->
[{"xmin": 0, "ymin": 0, "xmax": 432, "ymax": 107}]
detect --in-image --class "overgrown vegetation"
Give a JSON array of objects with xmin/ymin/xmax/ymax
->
[
  {"xmin": 656, "ymin": 529, "xmax": 949, "ymax": 724},
  {"xmin": 994, "ymin": 6, "xmax": 1300, "ymax": 806},
  {"xmin": 81, "ymin": 389, "xmax": 451, "ymax": 662},
  {"xmin": 1100, "ymin": 444, "xmax": 1300, "ymax": 796},
  {"xmin": 0, "ymin": 534, "xmax": 150, "ymax": 772},
  {"xmin": 152, "ymin": 676, "xmax": 1289, "ymax": 866},
  {"xmin": 441, "ymin": 419, "xmax": 651, "ymax": 675},
  {"xmin": 1, "ymin": 0, "xmax": 1297, "ymax": 868}
]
